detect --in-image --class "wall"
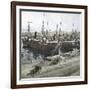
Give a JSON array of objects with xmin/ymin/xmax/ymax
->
[{"xmin": 0, "ymin": 0, "xmax": 89, "ymax": 90}]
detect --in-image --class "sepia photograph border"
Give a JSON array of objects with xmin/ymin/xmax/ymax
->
[{"xmin": 11, "ymin": 1, "xmax": 88, "ymax": 89}]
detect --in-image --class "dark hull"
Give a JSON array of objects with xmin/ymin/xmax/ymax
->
[
  {"xmin": 22, "ymin": 39, "xmax": 80, "ymax": 56},
  {"xmin": 23, "ymin": 40, "xmax": 58, "ymax": 56}
]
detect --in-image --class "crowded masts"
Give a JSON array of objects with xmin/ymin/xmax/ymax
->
[{"xmin": 55, "ymin": 22, "xmax": 62, "ymax": 36}]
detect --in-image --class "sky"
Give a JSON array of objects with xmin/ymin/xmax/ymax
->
[{"xmin": 21, "ymin": 10, "xmax": 81, "ymax": 33}]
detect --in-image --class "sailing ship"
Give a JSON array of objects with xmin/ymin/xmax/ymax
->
[{"xmin": 22, "ymin": 13, "xmax": 80, "ymax": 56}]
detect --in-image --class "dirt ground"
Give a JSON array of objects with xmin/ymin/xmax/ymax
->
[{"xmin": 21, "ymin": 53, "xmax": 80, "ymax": 78}]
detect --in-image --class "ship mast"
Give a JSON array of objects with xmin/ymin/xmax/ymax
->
[
  {"xmin": 59, "ymin": 22, "xmax": 62, "ymax": 35},
  {"xmin": 27, "ymin": 21, "xmax": 32, "ymax": 32},
  {"xmin": 72, "ymin": 23, "xmax": 74, "ymax": 32},
  {"xmin": 56, "ymin": 24, "xmax": 58, "ymax": 35},
  {"xmin": 46, "ymin": 21, "xmax": 49, "ymax": 35},
  {"xmin": 41, "ymin": 13, "xmax": 45, "ymax": 36}
]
